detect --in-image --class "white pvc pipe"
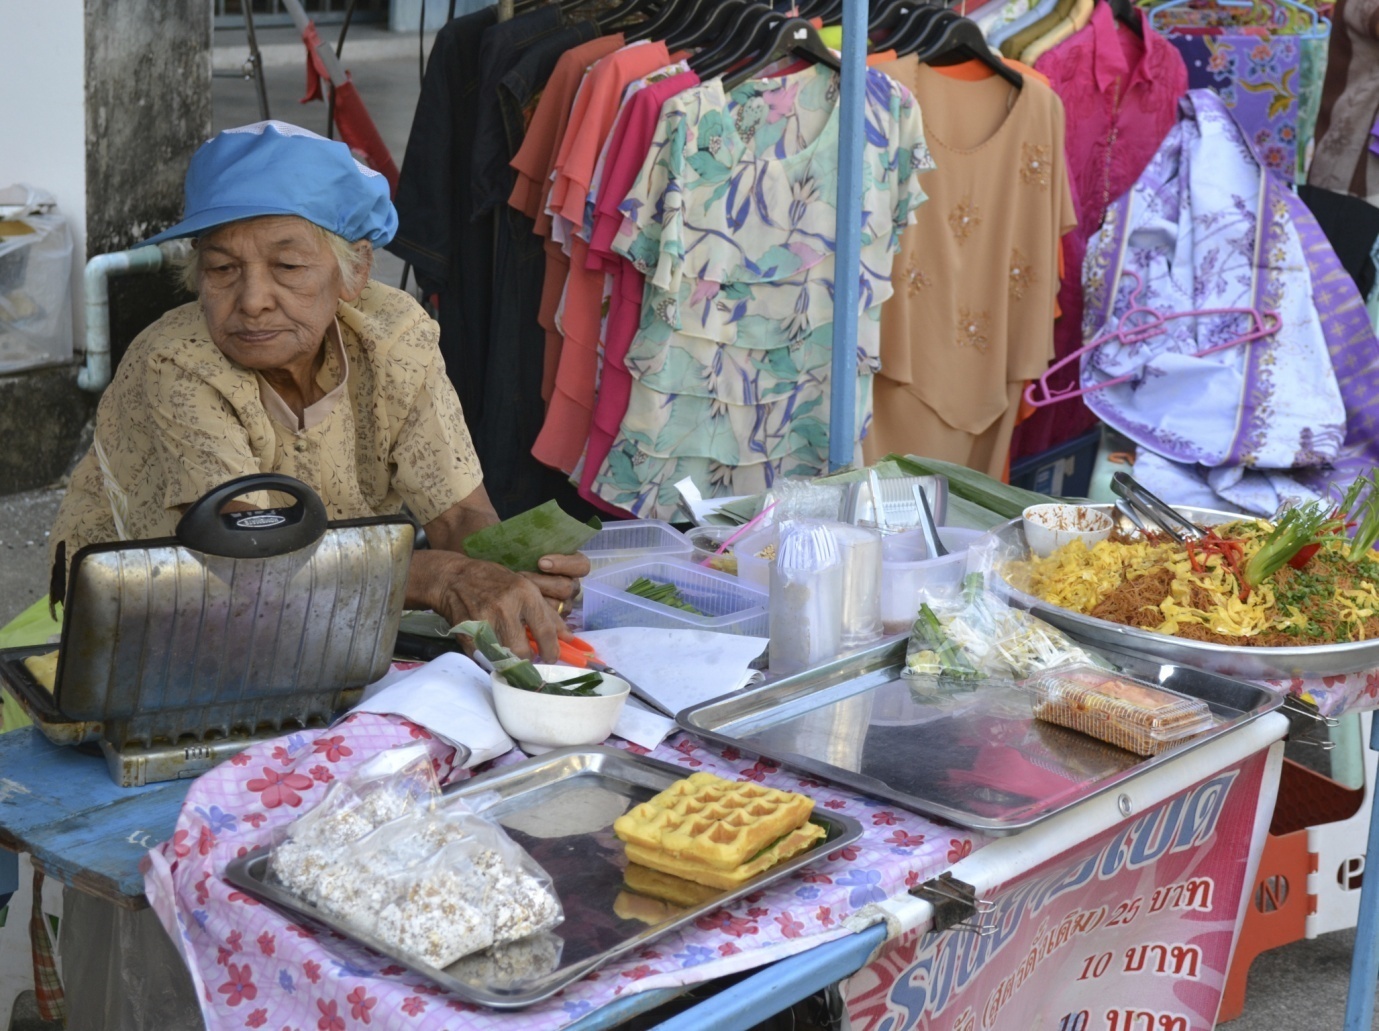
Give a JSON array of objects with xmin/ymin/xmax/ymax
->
[{"xmin": 79, "ymin": 239, "xmax": 192, "ymax": 392}]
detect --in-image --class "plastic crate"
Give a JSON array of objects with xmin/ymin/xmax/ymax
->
[
  {"xmin": 1009, "ymin": 426, "xmax": 1102, "ymax": 498},
  {"xmin": 580, "ymin": 520, "xmax": 693, "ymax": 573},
  {"xmin": 582, "ymin": 558, "xmax": 769, "ymax": 636}
]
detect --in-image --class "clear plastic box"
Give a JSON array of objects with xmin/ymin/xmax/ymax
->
[
  {"xmin": 580, "ymin": 520, "xmax": 692, "ymax": 573},
  {"xmin": 1023, "ymin": 663, "xmax": 1215, "ymax": 756},
  {"xmin": 732, "ymin": 525, "xmax": 778, "ymax": 589},
  {"xmin": 582, "ymin": 558, "xmax": 769, "ymax": 636},
  {"xmin": 880, "ymin": 527, "xmax": 986, "ymax": 633}
]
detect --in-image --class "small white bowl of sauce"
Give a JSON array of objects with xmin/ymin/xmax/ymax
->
[{"xmin": 1022, "ymin": 503, "xmax": 1114, "ymax": 558}]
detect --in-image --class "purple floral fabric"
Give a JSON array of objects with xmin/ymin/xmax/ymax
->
[
  {"xmin": 1169, "ymin": 32, "xmax": 1306, "ymax": 181},
  {"xmin": 1080, "ymin": 89, "xmax": 1351, "ymax": 515}
]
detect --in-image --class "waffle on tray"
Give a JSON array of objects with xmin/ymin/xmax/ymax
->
[
  {"xmin": 613, "ymin": 772, "xmax": 816, "ymax": 871},
  {"xmin": 613, "ymin": 772, "xmax": 824, "ymax": 890}
]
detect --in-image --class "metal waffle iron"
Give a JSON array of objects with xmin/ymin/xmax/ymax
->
[{"xmin": 0, "ymin": 474, "xmax": 413, "ymax": 786}]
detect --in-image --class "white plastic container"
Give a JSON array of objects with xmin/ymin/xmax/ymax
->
[
  {"xmin": 880, "ymin": 527, "xmax": 987, "ymax": 633},
  {"xmin": 580, "ymin": 519, "xmax": 692, "ymax": 572},
  {"xmin": 732, "ymin": 525, "xmax": 778, "ymax": 588},
  {"xmin": 833, "ymin": 524, "xmax": 883, "ymax": 647},
  {"xmin": 490, "ymin": 664, "xmax": 630, "ymax": 750},
  {"xmin": 582, "ymin": 557, "xmax": 770, "ymax": 635},
  {"xmin": 769, "ymin": 522, "xmax": 844, "ymax": 676}
]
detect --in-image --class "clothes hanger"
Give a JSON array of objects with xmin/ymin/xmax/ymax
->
[
  {"xmin": 664, "ymin": 0, "xmax": 724, "ymax": 49},
  {"xmin": 1022, "ymin": 269, "xmax": 1283, "ymax": 408},
  {"xmin": 870, "ymin": 0, "xmax": 926, "ymax": 35},
  {"xmin": 880, "ymin": 2, "xmax": 946, "ymax": 55},
  {"xmin": 624, "ymin": 0, "xmax": 692, "ymax": 41},
  {"xmin": 690, "ymin": 4, "xmax": 782, "ymax": 78},
  {"xmin": 596, "ymin": 0, "xmax": 664, "ymax": 32},
  {"xmin": 816, "ymin": 0, "xmax": 848, "ymax": 25},
  {"xmin": 909, "ymin": 11, "xmax": 1024, "ymax": 89},
  {"xmin": 676, "ymin": 0, "xmax": 749, "ymax": 51},
  {"xmin": 1147, "ymin": 0, "xmax": 1324, "ymax": 37},
  {"xmin": 723, "ymin": 17, "xmax": 843, "ymax": 89},
  {"xmin": 1102, "ymin": 0, "xmax": 1144, "ymax": 36}
]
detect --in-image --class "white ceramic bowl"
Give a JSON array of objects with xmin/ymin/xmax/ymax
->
[
  {"xmin": 490, "ymin": 664, "xmax": 630, "ymax": 750},
  {"xmin": 1022, "ymin": 503, "xmax": 1114, "ymax": 558}
]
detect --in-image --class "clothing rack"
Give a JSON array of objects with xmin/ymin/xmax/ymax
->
[{"xmin": 829, "ymin": 0, "xmax": 867, "ymax": 470}]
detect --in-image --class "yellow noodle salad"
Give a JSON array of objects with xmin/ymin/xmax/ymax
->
[{"xmin": 1006, "ymin": 520, "xmax": 1379, "ymax": 647}]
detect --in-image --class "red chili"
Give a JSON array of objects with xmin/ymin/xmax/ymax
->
[{"xmin": 1288, "ymin": 543, "xmax": 1322, "ymax": 570}]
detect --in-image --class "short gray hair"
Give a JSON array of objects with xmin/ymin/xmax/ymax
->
[{"xmin": 173, "ymin": 220, "xmax": 370, "ymax": 293}]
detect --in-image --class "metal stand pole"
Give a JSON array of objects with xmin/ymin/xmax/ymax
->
[
  {"xmin": 1343, "ymin": 714, "xmax": 1379, "ymax": 1028},
  {"xmin": 827, "ymin": 0, "xmax": 868, "ymax": 471},
  {"xmin": 242, "ymin": 0, "xmax": 271, "ymax": 122}
]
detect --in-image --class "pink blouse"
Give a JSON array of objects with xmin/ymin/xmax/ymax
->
[
  {"xmin": 579, "ymin": 69, "xmax": 700, "ymax": 509},
  {"xmin": 1012, "ymin": 4, "xmax": 1187, "ymax": 461}
]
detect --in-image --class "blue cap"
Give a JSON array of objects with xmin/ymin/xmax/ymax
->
[{"xmin": 143, "ymin": 120, "xmax": 397, "ymax": 248}]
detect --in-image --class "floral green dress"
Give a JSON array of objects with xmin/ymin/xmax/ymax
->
[{"xmin": 589, "ymin": 64, "xmax": 934, "ymax": 518}]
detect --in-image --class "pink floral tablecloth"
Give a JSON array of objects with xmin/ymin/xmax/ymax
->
[
  {"xmin": 1272, "ymin": 671, "xmax": 1379, "ymax": 718},
  {"xmin": 145, "ymin": 716, "xmax": 985, "ymax": 1031}
]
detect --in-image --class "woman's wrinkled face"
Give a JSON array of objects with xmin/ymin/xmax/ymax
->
[{"xmin": 197, "ymin": 216, "xmax": 351, "ymax": 373}]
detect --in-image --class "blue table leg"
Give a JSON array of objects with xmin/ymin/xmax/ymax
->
[
  {"xmin": 654, "ymin": 925, "xmax": 886, "ymax": 1031},
  {"xmin": 1343, "ymin": 715, "xmax": 1379, "ymax": 1029}
]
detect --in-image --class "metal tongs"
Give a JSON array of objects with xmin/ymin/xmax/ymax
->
[{"xmin": 1111, "ymin": 472, "xmax": 1205, "ymax": 543}]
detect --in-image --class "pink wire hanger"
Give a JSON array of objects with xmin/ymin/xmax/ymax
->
[{"xmin": 1022, "ymin": 269, "xmax": 1283, "ymax": 408}]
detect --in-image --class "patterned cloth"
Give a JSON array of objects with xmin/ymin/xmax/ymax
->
[
  {"xmin": 1167, "ymin": 32, "xmax": 1318, "ymax": 182},
  {"xmin": 29, "ymin": 867, "xmax": 64, "ymax": 1024},
  {"xmin": 588, "ymin": 66, "xmax": 931, "ymax": 519},
  {"xmin": 145, "ymin": 715, "xmax": 981, "ymax": 1031},
  {"xmin": 1012, "ymin": 4, "xmax": 1188, "ymax": 462},
  {"xmin": 1080, "ymin": 90, "xmax": 1350, "ymax": 514},
  {"xmin": 1151, "ymin": 0, "xmax": 1330, "ymax": 183},
  {"xmin": 49, "ymin": 282, "xmax": 483, "ymax": 571},
  {"xmin": 1274, "ymin": 670, "xmax": 1379, "ymax": 716},
  {"xmin": 1310, "ymin": 0, "xmax": 1379, "ymax": 198}
]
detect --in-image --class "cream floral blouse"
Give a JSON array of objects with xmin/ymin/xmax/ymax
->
[{"xmin": 51, "ymin": 283, "xmax": 482, "ymax": 579}]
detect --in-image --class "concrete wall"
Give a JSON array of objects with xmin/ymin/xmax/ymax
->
[
  {"xmin": 0, "ymin": 1, "xmax": 210, "ymax": 494},
  {"xmin": 86, "ymin": 0, "xmax": 210, "ymax": 370},
  {"xmin": 0, "ymin": 2, "xmax": 88, "ymax": 348}
]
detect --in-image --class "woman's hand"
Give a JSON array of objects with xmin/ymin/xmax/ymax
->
[
  {"xmin": 519, "ymin": 552, "xmax": 592, "ymax": 612},
  {"xmin": 407, "ymin": 551, "xmax": 570, "ymax": 661}
]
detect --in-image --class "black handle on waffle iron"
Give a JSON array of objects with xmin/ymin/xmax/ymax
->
[{"xmin": 175, "ymin": 473, "xmax": 329, "ymax": 558}]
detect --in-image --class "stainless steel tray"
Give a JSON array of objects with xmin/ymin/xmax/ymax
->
[
  {"xmin": 223, "ymin": 746, "xmax": 862, "ymax": 1009},
  {"xmin": 676, "ymin": 640, "xmax": 1284, "ymax": 835},
  {"xmin": 990, "ymin": 505, "xmax": 1379, "ymax": 679}
]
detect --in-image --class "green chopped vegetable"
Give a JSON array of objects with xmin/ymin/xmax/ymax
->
[
  {"xmin": 1243, "ymin": 500, "xmax": 1340, "ymax": 587},
  {"xmin": 536, "ymin": 671, "xmax": 605, "ymax": 697},
  {"xmin": 462, "ymin": 500, "xmax": 601, "ymax": 572},
  {"xmin": 449, "ymin": 620, "xmax": 603, "ymax": 696},
  {"xmin": 1345, "ymin": 473, "xmax": 1379, "ymax": 562},
  {"xmin": 626, "ymin": 576, "xmax": 706, "ymax": 615},
  {"xmin": 908, "ymin": 603, "xmax": 981, "ymax": 680}
]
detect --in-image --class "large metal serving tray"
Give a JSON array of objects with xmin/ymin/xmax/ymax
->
[
  {"xmin": 224, "ymin": 746, "xmax": 862, "ymax": 1009},
  {"xmin": 677, "ymin": 641, "xmax": 1284, "ymax": 835},
  {"xmin": 991, "ymin": 505, "xmax": 1379, "ymax": 679}
]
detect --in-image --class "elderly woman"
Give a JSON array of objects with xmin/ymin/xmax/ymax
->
[{"xmin": 50, "ymin": 121, "xmax": 585, "ymax": 660}]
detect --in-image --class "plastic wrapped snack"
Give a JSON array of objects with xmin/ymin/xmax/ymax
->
[
  {"xmin": 904, "ymin": 573, "xmax": 1104, "ymax": 681},
  {"xmin": 448, "ymin": 933, "xmax": 565, "ymax": 989},
  {"xmin": 1024, "ymin": 664, "xmax": 1215, "ymax": 756},
  {"xmin": 266, "ymin": 745, "xmax": 562, "ymax": 970}
]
